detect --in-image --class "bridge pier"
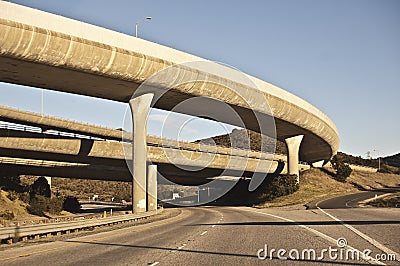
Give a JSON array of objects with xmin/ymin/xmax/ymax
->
[
  {"xmin": 129, "ymin": 93, "xmax": 154, "ymax": 213},
  {"xmin": 44, "ymin": 176, "xmax": 51, "ymax": 189},
  {"xmin": 312, "ymin": 160, "xmax": 325, "ymax": 168},
  {"xmin": 147, "ymin": 164, "xmax": 157, "ymax": 211},
  {"xmin": 285, "ymin": 135, "xmax": 304, "ymax": 182}
]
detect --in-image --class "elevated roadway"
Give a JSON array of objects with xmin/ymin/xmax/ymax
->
[
  {"xmin": 0, "ymin": 2, "xmax": 337, "ymax": 212},
  {"xmin": 0, "ymin": 2, "xmax": 339, "ymax": 164},
  {"xmin": 0, "ymin": 107, "xmax": 313, "ymax": 185}
]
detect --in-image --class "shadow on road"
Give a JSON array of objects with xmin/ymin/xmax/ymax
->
[
  {"xmin": 63, "ymin": 240, "xmax": 369, "ymax": 265},
  {"xmin": 189, "ymin": 220, "xmax": 400, "ymax": 226}
]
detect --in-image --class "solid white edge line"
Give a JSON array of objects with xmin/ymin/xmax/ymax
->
[{"xmin": 317, "ymin": 207, "xmax": 400, "ymax": 262}]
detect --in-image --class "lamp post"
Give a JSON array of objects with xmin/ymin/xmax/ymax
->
[
  {"xmin": 373, "ymin": 149, "xmax": 381, "ymax": 171},
  {"xmin": 135, "ymin": 16, "xmax": 152, "ymax": 38}
]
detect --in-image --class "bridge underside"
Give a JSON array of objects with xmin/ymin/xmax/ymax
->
[
  {"xmin": 0, "ymin": 161, "xmax": 282, "ymax": 186},
  {"xmin": 0, "ymin": 129, "xmax": 288, "ymax": 186},
  {"xmin": 0, "ymin": 56, "xmax": 333, "ymax": 164}
]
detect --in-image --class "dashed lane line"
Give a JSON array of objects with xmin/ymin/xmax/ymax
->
[{"xmin": 200, "ymin": 231, "xmax": 208, "ymax": 236}]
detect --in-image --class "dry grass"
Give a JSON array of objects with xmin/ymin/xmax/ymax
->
[
  {"xmin": 0, "ymin": 190, "xmax": 30, "ymax": 219},
  {"xmin": 347, "ymin": 171, "xmax": 400, "ymax": 190},
  {"xmin": 259, "ymin": 168, "xmax": 400, "ymax": 208}
]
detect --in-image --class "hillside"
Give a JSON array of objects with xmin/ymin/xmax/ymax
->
[
  {"xmin": 198, "ymin": 128, "xmax": 287, "ymax": 154},
  {"xmin": 0, "ymin": 190, "xmax": 30, "ymax": 220},
  {"xmin": 198, "ymin": 129, "xmax": 399, "ymax": 173},
  {"xmin": 258, "ymin": 168, "xmax": 400, "ymax": 207}
]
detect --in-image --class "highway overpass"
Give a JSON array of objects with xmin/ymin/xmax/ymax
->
[
  {"xmin": 0, "ymin": 106, "xmax": 312, "ymax": 185},
  {"xmin": 0, "ymin": 2, "xmax": 339, "ymax": 212}
]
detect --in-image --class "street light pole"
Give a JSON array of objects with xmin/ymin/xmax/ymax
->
[
  {"xmin": 135, "ymin": 16, "xmax": 152, "ymax": 38},
  {"xmin": 373, "ymin": 149, "xmax": 381, "ymax": 171}
]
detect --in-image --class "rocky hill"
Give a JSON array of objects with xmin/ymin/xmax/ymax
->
[{"xmin": 197, "ymin": 128, "xmax": 287, "ymax": 155}]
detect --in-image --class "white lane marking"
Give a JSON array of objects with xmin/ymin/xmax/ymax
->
[
  {"xmin": 317, "ymin": 207, "xmax": 400, "ymax": 262},
  {"xmin": 149, "ymin": 262, "xmax": 159, "ymax": 266},
  {"xmin": 211, "ymin": 225, "xmax": 216, "ymax": 228},
  {"xmin": 200, "ymin": 231, "xmax": 208, "ymax": 236},
  {"xmin": 251, "ymin": 210, "xmax": 385, "ymax": 265}
]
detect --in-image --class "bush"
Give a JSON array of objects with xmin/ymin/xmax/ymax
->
[
  {"xmin": 395, "ymin": 168, "xmax": 400, "ymax": 175},
  {"xmin": 27, "ymin": 195, "xmax": 48, "ymax": 216},
  {"xmin": 0, "ymin": 210, "xmax": 15, "ymax": 220},
  {"xmin": 259, "ymin": 174, "xmax": 299, "ymax": 201},
  {"xmin": 48, "ymin": 197, "xmax": 64, "ymax": 215},
  {"xmin": 63, "ymin": 196, "xmax": 81, "ymax": 213},
  {"xmin": 19, "ymin": 192, "xmax": 30, "ymax": 204},
  {"xmin": 331, "ymin": 155, "xmax": 352, "ymax": 182},
  {"xmin": 6, "ymin": 191, "xmax": 19, "ymax": 201},
  {"xmin": 26, "ymin": 194, "xmax": 64, "ymax": 216}
]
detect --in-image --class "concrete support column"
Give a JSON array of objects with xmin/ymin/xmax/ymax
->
[
  {"xmin": 44, "ymin": 176, "xmax": 51, "ymax": 189},
  {"xmin": 285, "ymin": 135, "xmax": 304, "ymax": 182},
  {"xmin": 147, "ymin": 164, "xmax": 157, "ymax": 211},
  {"xmin": 129, "ymin": 93, "xmax": 154, "ymax": 213},
  {"xmin": 312, "ymin": 160, "xmax": 325, "ymax": 168}
]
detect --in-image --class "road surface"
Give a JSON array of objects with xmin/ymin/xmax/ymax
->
[
  {"xmin": 314, "ymin": 187, "xmax": 400, "ymax": 209},
  {"xmin": 1, "ymin": 201, "xmax": 399, "ymax": 266}
]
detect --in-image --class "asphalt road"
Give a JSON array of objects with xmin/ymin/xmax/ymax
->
[
  {"xmin": 314, "ymin": 187, "xmax": 400, "ymax": 209},
  {"xmin": 1, "ymin": 199, "xmax": 399, "ymax": 265}
]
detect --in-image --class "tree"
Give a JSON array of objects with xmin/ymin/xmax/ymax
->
[
  {"xmin": 331, "ymin": 155, "xmax": 352, "ymax": 182},
  {"xmin": 30, "ymin": 176, "xmax": 51, "ymax": 198}
]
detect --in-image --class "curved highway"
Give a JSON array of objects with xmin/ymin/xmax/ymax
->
[
  {"xmin": 0, "ymin": 2, "xmax": 339, "ymax": 163},
  {"xmin": 315, "ymin": 187, "xmax": 400, "ymax": 209}
]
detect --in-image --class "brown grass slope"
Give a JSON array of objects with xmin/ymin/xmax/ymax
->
[{"xmin": 259, "ymin": 168, "xmax": 400, "ymax": 207}]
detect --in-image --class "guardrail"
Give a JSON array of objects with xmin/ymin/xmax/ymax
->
[{"xmin": 0, "ymin": 210, "xmax": 160, "ymax": 244}]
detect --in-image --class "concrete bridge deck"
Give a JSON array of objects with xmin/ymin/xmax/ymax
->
[
  {"xmin": 0, "ymin": 107, "xmax": 314, "ymax": 185},
  {"xmin": 0, "ymin": 2, "xmax": 339, "ymax": 164}
]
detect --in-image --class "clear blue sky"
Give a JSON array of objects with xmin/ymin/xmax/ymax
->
[{"xmin": 1, "ymin": 0, "xmax": 399, "ymax": 157}]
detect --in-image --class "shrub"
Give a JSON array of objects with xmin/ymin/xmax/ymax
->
[
  {"xmin": 395, "ymin": 168, "xmax": 400, "ymax": 175},
  {"xmin": 19, "ymin": 192, "xmax": 31, "ymax": 204},
  {"xmin": 260, "ymin": 174, "xmax": 299, "ymax": 201},
  {"xmin": 26, "ymin": 194, "xmax": 64, "ymax": 216},
  {"xmin": 6, "ymin": 191, "xmax": 19, "ymax": 201},
  {"xmin": 63, "ymin": 196, "xmax": 81, "ymax": 213},
  {"xmin": 0, "ymin": 210, "xmax": 15, "ymax": 220},
  {"xmin": 47, "ymin": 197, "xmax": 64, "ymax": 215},
  {"xmin": 27, "ymin": 195, "xmax": 48, "ymax": 216},
  {"xmin": 331, "ymin": 155, "xmax": 352, "ymax": 182}
]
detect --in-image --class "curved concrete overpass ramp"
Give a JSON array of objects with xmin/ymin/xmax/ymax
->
[{"xmin": 0, "ymin": 2, "xmax": 339, "ymax": 165}]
